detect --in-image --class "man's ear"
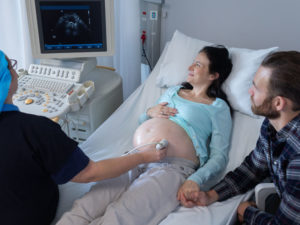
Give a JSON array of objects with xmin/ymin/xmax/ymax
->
[
  {"xmin": 273, "ymin": 96, "xmax": 287, "ymax": 111},
  {"xmin": 210, "ymin": 72, "xmax": 219, "ymax": 81}
]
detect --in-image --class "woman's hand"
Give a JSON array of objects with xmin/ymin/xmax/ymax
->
[
  {"xmin": 147, "ymin": 102, "xmax": 177, "ymax": 119},
  {"xmin": 177, "ymin": 180, "xmax": 201, "ymax": 207},
  {"xmin": 177, "ymin": 180, "xmax": 219, "ymax": 207}
]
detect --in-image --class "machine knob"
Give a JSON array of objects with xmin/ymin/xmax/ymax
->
[{"xmin": 25, "ymin": 98, "xmax": 34, "ymax": 105}]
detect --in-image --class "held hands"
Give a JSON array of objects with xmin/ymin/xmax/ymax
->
[
  {"xmin": 177, "ymin": 180, "xmax": 219, "ymax": 207},
  {"xmin": 177, "ymin": 180, "xmax": 201, "ymax": 207},
  {"xmin": 147, "ymin": 102, "xmax": 178, "ymax": 119}
]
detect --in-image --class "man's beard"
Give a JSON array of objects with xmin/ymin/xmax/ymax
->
[{"xmin": 251, "ymin": 96, "xmax": 280, "ymax": 119}]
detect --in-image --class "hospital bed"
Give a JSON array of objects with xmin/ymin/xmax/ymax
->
[{"xmin": 52, "ymin": 30, "xmax": 277, "ymax": 225}]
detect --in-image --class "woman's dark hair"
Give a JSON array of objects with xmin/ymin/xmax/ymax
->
[{"xmin": 181, "ymin": 45, "xmax": 233, "ymax": 109}]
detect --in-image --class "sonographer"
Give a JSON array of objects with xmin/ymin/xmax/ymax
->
[{"xmin": 0, "ymin": 49, "xmax": 167, "ymax": 225}]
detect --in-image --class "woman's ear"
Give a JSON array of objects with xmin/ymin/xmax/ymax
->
[{"xmin": 210, "ymin": 72, "xmax": 219, "ymax": 81}]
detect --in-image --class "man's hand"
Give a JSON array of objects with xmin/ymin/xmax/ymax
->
[
  {"xmin": 177, "ymin": 181, "xmax": 219, "ymax": 208},
  {"xmin": 237, "ymin": 201, "xmax": 256, "ymax": 222},
  {"xmin": 177, "ymin": 181, "xmax": 219, "ymax": 207}
]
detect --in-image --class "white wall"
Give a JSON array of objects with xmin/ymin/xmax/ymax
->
[
  {"xmin": 161, "ymin": 0, "xmax": 300, "ymax": 51},
  {"xmin": 0, "ymin": 0, "xmax": 33, "ymax": 69},
  {"xmin": 114, "ymin": 0, "xmax": 141, "ymax": 100},
  {"xmin": 93, "ymin": 0, "xmax": 142, "ymax": 100}
]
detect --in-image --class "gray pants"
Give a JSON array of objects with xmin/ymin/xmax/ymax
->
[{"xmin": 57, "ymin": 157, "xmax": 197, "ymax": 225}]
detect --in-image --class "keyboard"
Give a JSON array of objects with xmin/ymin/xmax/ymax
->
[
  {"xmin": 18, "ymin": 75, "xmax": 74, "ymax": 94},
  {"xmin": 13, "ymin": 75, "xmax": 80, "ymax": 118}
]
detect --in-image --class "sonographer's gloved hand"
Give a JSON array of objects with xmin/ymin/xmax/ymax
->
[
  {"xmin": 146, "ymin": 102, "xmax": 177, "ymax": 119},
  {"xmin": 138, "ymin": 145, "xmax": 167, "ymax": 163}
]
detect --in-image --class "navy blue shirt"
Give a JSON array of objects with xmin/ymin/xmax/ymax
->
[{"xmin": 0, "ymin": 109, "xmax": 89, "ymax": 225}]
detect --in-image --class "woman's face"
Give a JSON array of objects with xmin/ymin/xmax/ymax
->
[{"xmin": 186, "ymin": 52, "xmax": 212, "ymax": 86}]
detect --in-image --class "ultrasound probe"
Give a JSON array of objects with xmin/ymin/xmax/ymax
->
[{"xmin": 125, "ymin": 139, "xmax": 169, "ymax": 154}]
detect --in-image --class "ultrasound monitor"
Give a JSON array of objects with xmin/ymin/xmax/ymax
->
[{"xmin": 26, "ymin": 0, "xmax": 114, "ymax": 58}]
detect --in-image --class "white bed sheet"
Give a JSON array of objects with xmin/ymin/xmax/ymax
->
[{"xmin": 53, "ymin": 45, "xmax": 264, "ymax": 225}]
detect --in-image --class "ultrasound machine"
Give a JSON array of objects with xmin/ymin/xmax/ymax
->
[{"xmin": 15, "ymin": 0, "xmax": 123, "ymax": 142}]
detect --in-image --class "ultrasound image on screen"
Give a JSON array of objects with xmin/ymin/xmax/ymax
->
[
  {"xmin": 38, "ymin": 1, "xmax": 107, "ymax": 52},
  {"xmin": 55, "ymin": 12, "xmax": 90, "ymax": 42}
]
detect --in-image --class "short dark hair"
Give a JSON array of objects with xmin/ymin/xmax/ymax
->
[{"xmin": 261, "ymin": 51, "xmax": 300, "ymax": 111}]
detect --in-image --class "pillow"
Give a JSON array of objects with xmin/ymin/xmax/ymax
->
[
  {"xmin": 156, "ymin": 30, "xmax": 212, "ymax": 87},
  {"xmin": 222, "ymin": 46, "xmax": 278, "ymax": 117},
  {"xmin": 156, "ymin": 30, "xmax": 278, "ymax": 117}
]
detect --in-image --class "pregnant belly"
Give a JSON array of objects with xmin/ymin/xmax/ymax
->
[{"xmin": 133, "ymin": 118, "xmax": 199, "ymax": 164}]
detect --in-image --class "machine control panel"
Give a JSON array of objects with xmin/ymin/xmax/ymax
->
[{"xmin": 13, "ymin": 64, "xmax": 95, "ymax": 119}]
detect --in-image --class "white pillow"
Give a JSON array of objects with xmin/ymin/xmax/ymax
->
[
  {"xmin": 223, "ymin": 46, "xmax": 278, "ymax": 117},
  {"xmin": 156, "ymin": 30, "xmax": 278, "ymax": 117},
  {"xmin": 156, "ymin": 30, "xmax": 212, "ymax": 87}
]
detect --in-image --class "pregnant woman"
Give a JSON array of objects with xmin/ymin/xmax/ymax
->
[{"xmin": 58, "ymin": 45, "xmax": 233, "ymax": 225}]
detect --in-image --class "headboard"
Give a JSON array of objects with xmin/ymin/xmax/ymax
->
[{"xmin": 160, "ymin": 0, "xmax": 300, "ymax": 51}]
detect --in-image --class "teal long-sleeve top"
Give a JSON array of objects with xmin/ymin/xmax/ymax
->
[{"xmin": 139, "ymin": 86, "xmax": 232, "ymax": 186}]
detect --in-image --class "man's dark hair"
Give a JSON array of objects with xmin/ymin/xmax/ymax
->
[{"xmin": 261, "ymin": 51, "xmax": 300, "ymax": 111}]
